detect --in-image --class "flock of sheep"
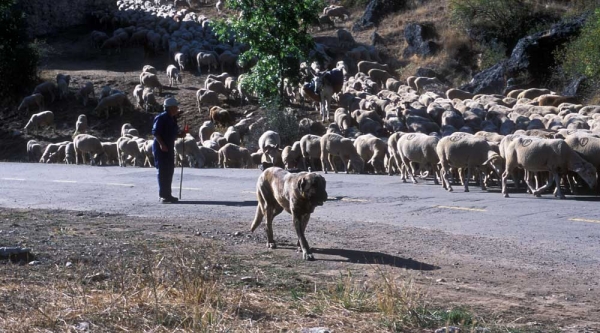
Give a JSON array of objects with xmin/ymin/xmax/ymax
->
[{"xmin": 18, "ymin": 0, "xmax": 600, "ymax": 200}]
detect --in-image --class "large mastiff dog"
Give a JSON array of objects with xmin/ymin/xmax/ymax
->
[{"xmin": 250, "ymin": 167, "xmax": 327, "ymax": 260}]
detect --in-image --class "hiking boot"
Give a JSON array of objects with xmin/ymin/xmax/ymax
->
[{"xmin": 159, "ymin": 196, "xmax": 178, "ymax": 204}]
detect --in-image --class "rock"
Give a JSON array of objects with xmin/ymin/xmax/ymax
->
[
  {"xmin": 28, "ymin": 260, "xmax": 41, "ymax": 266},
  {"xmin": 85, "ymin": 272, "xmax": 110, "ymax": 282},
  {"xmin": 74, "ymin": 321, "xmax": 90, "ymax": 331},
  {"xmin": 435, "ymin": 326, "xmax": 461, "ymax": 333},
  {"xmin": 562, "ymin": 75, "xmax": 586, "ymax": 96},
  {"xmin": 370, "ymin": 31, "xmax": 384, "ymax": 46},
  {"xmin": 234, "ymin": 231, "xmax": 241, "ymax": 236},
  {"xmin": 352, "ymin": 0, "xmax": 407, "ymax": 32},
  {"xmin": 240, "ymin": 276, "xmax": 254, "ymax": 282},
  {"xmin": 301, "ymin": 328, "xmax": 332, "ymax": 333},
  {"xmin": 461, "ymin": 14, "xmax": 589, "ymax": 95},
  {"xmin": 436, "ymin": 278, "xmax": 446, "ymax": 283},
  {"xmin": 506, "ymin": 14, "xmax": 588, "ymax": 82},
  {"xmin": 66, "ymin": 261, "xmax": 73, "ymax": 268},
  {"xmin": 403, "ymin": 23, "xmax": 440, "ymax": 58},
  {"xmin": 460, "ymin": 62, "xmax": 507, "ymax": 95}
]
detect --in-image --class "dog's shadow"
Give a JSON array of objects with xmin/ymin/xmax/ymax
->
[
  {"xmin": 312, "ymin": 248, "xmax": 439, "ymax": 271},
  {"xmin": 177, "ymin": 200, "xmax": 258, "ymax": 207}
]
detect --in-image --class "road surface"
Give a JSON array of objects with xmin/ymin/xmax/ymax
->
[{"xmin": 1, "ymin": 162, "xmax": 599, "ymax": 259}]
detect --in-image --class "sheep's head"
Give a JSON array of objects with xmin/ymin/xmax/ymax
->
[{"xmin": 574, "ymin": 161, "xmax": 598, "ymax": 190}]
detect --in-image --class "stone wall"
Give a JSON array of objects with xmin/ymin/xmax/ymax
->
[{"xmin": 18, "ymin": 0, "xmax": 117, "ymax": 37}]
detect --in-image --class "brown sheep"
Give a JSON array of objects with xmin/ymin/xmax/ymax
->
[{"xmin": 209, "ymin": 106, "xmax": 233, "ymax": 126}]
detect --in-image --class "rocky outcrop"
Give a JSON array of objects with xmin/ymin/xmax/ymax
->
[
  {"xmin": 18, "ymin": 0, "xmax": 116, "ymax": 37},
  {"xmin": 460, "ymin": 14, "xmax": 589, "ymax": 95},
  {"xmin": 352, "ymin": 0, "xmax": 408, "ymax": 31},
  {"xmin": 403, "ymin": 22, "xmax": 440, "ymax": 58}
]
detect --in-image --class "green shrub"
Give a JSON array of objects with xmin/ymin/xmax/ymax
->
[
  {"xmin": 0, "ymin": 0, "xmax": 39, "ymax": 105},
  {"xmin": 265, "ymin": 106, "xmax": 299, "ymax": 146},
  {"xmin": 559, "ymin": 9, "xmax": 600, "ymax": 82},
  {"xmin": 449, "ymin": 0, "xmax": 558, "ymax": 52}
]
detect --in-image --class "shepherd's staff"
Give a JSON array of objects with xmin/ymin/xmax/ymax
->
[{"xmin": 179, "ymin": 120, "xmax": 189, "ymax": 200}]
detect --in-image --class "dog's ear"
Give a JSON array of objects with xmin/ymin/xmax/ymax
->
[{"xmin": 298, "ymin": 177, "xmax": 308, "ymax": 195}]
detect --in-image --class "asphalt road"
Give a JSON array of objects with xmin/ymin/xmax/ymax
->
[{"xmin": 1, "ymin": 162, "xmax": 599, "ymax": 263}]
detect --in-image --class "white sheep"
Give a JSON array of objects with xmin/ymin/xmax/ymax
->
[
  {"xmin": 17, "ymin": 94, "xmax": 44, "ymax": 113},
  {"xmin": 73, "ymin": 134, "xmax": 105, "ymax": 165},
  {"xmin": 166, "ymin": 64, "xmax": 183, "ymax": 87},
  {"xmin": 101, "ymin": 142, "xmax": 119, "ymax": 166},
  {"xmin": 33, "ymin": 82, "xmax": 57, "ymax": 104},
  {"xmin": 140, "ymin": 72, "xmax": 163, "ymax": 94},
  {"xmin": 175, "ymin": 134, "xmax": 205, "ymax": 168},
  {"xmin": 117, "ymin": 136, "xmax": 145, "ymax": 167},
  {"xmin": 199, "ymin": 120, "xmax": 215, "ymax": 143},
  {"xmin": 64, "ymin": 143, "xmax": 76, "ymax": 164},
  {"xmin": 133, "ymin": 84, "xmax": 144, "ymax": 108},
  {"xmin": 397, "ymin": 133, "xmax": 440, "ymax": 184},
  {"xmin": 502, "ymin": 137, "xmax": 597, "ymax": 198},
  {"xmin": 77, "ymin": 82, "xmax": 95, "ymax": 106},
  {"xmin": 27, "ymin": 139, "xmax": 43, "ymax": 162},
  {"xmin": 258, "ymin": 130, "xmax": 281, "ymax": 164},
  {"xmin": 320, "ymin": 133, "xmax": 364, "ymax": 174},
  {"xmin": 73, "ymin": 114, "xmax": 88, "ymax": 137},
  {"xmin": 24, "ymin": 111, "xmax": 54, "ymax": 133},
  {"xmin": 436, "ymin": 133, "xmax": 503, "ymax": 192},
  {"xmin": 174, "ymin": 52, "xmax": 187, "ymax": 71},
  {"xmin": 94, "ymin": 93, "xmax": 129, "ymax": 119},
  {"xmin": 143, "ymin": 88, "xmax": 159, "ymax": 112},
  {"xmin": 142, "ymin": 65, "xmax": 157, "ymax": 74}
]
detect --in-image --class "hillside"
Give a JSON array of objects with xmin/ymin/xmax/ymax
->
[{"xmin": 1, "ymin": 0, "xmax": 598, "ymax": 161}]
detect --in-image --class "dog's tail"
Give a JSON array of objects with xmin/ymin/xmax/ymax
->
[{"xmin": 250, "ymin": 177, "xmax": 271, "ymax": 232}]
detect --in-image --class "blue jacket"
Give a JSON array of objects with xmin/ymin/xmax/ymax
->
[{"xmin": 152, "ymin": 111, "xmax": 179, "ymax": 160}]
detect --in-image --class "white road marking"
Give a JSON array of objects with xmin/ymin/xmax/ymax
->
[
  {"xmin": 437, "ymin": 205, "xmax": 486, "ymax": 212},
  {"xmin": 172, "ymin": 187, "xmax": 203, "ymax": 191},
  {"xmin": 327, "ymin": 197, "xmax": 369, "ymax": 203},
  {"xmin": 241, "ymin": 190, "xmax": 255, "ymax": 194},
  {"xmin": 569, "ymin": 218, "xmax": 600, "ymax": 224},
  {"xmin": 104, "ymin": 183, "xmax": 135, "ymax": 187},
  {"xmin": 1, "ymin": 178, "xmax": 25, "ymax": 181},
  {"xmin": 52, "ymin": 180, "xmax": 78, "ymax": 183}
]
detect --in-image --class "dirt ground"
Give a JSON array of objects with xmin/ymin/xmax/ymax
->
[{"xmin": 1, "ymin": 207, "xmax": 599, "ymax": 332}]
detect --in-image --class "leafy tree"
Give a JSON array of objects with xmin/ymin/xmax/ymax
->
[
  {"xmin": 0, "ymin": 0, "xmax": 39, "ymax": 104},
  {"xmin": 214, "ymin": 0, "xmax": 324, "ymax": 106},
  {"xmin": 560, "ymin": 9, "xmax": 600, "ymax": 81}
]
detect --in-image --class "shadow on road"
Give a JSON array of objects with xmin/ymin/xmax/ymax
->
[
  {"xmin": 177, "ymin": 200, "xmax": 258, "ymax": 207},
  {"xmin": 312, "ymin": 248, "xmax": 439, "ymax": 270}
]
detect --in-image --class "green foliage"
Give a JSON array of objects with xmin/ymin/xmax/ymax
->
[
  {"xmin": 214, "ymin": 0, "xmax": 324, "ymax": 106},
  {"xmin": 0, "ymin": 0, "xmax": 39, "ymax": 104},
  {"xmin": 559, "ymin": 9, "xmax": 600, "ymax": 81},
  {"xmin": 478, "ymin": 41, "xmax": 506, "ymax": 70},
  {"xmin": 449, "ymin": 0, "xmax": 556, "ymax": 51},
  {"xmin": 265, "ymin": 105, "xmax": 299, "ymax": 146},
  {"xmin": 339, "ymin": 0, "xmax": 370, "ymax": 9}
]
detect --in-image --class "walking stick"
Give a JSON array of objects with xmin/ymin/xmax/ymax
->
[{"xmin": 179, "ymin": 121, "xmax": 189, "ymax": 200}]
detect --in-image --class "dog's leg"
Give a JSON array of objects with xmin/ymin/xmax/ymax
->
[
  {"xmin": 294, "ymin": 213, "xmax": 313, "ymax": 261},
  {"xmin": 265, "ymin": 205, "xmax": 276, "ymax": 248}
]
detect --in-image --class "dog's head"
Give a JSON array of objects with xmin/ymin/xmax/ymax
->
[{"xmin": 297, "ymin": 173, "xmax": 328, "ymax": 209}]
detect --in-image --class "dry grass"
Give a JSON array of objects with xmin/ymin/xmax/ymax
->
[{"xmin": 0, "ymin": 209, "xmax": 559, "ymax": 333}]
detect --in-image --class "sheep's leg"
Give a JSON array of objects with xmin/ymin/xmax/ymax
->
[
  {"xmin": 534, "ymin": 171, "xmax": 559, "ymax": 198},
  {"xmin": 463, "ymin": 167, "xmax": 471, "ymax": 192},
  {"xmin": 479, "ymin": 168, "xmax": 487, "ymax": 190},
  {"xmin": 320, "ymin": 152, "xmax": 329, "ymax": 174},
  {"xmin": 442, "ymin": 165, "xmax": 452, "ymax": 191},
  {"xmin": 524, "ymin": 171, "xmax": 537, "ymax": 195},
  {"xmin": 433, "ymin": 165, "xmax": 440, "ymax": 185},
  {"xmin": 408, "ymin": 161, "xmax": 418, "ymax": 184},
  {"xmin": 330, "ymin": 155, "xmax": 339, "ymax": 173}
]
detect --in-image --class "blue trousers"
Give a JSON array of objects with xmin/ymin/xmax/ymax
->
[{"xmin": 155, "ymin": 154, "xmax": 175, "ymax": 198}]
